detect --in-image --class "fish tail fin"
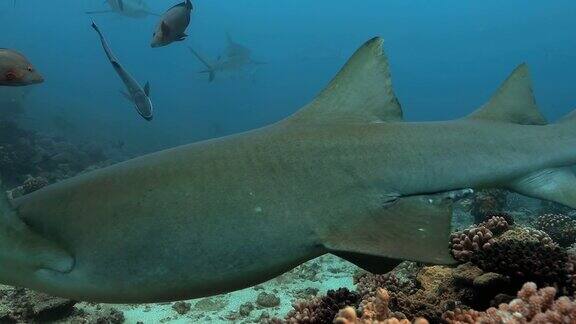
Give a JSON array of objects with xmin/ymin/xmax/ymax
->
[
  {"xmin": 189, "ymin": 47, "xmax": 216, "ymax": 81},
  {"xmin": 198, "ymin": 70, "xmax": 216, "ymax": 82}
]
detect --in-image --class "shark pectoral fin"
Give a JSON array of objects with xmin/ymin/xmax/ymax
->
[
  {"xmin": 508, "ymin": 167, "xmax": 576, "ymax": 209},
  {"xmin": 285, "ymin": 37, "xmax": 403, "ymax": 125},
  {"xmin": 0, "ymin": 190, "xmax": 73, "ymax": 274},
  {"xmin": 332, "ymin": 251, "xmax": 402, "ymax": 274},
  {"xmin": 323, "ymin": 191, "xmax": 466, "ymax": 268},
  {"xmin": 466, "ymin": 64, "xmax": 547, "ymax": 125}
]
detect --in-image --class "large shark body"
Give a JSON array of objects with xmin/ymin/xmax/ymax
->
[{"xmin": 1, "ymin": 37, "xmax": 576, "ymax": 303}]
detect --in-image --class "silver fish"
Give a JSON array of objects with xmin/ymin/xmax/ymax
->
[{"xmin": 91, "ymin": 21, "xmax": 153, "ymax": 121}]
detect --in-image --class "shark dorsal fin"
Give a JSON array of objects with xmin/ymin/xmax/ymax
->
[
  {"xmin": 287, "ymin": 37, "xmax": 403, "ymax": 125},
  {"xmin": 467, "ymin": 64, "xmax": 547, "ymax": 125}
]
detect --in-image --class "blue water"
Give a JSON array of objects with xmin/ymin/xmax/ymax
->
[{"xmin": 2, "ymin": 0, "xmax": 575, "ymax": 155}]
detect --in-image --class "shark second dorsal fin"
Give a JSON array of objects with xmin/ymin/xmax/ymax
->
[
  {"xmin": 287, "ymin": 37, "xmax": 403, "ymax": 125},
  {"xmin": 467, "ymin": 64, "xmax": 547, "ymax": 125}
]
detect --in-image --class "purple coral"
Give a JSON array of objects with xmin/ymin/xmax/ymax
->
[{"xmin": 450, "ymin": 225, "xmax": 495, "ymax": 262}]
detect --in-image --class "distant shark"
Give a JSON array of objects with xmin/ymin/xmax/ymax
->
[
  {"xmin": 86, "ymin": 0, "xmax": 158, "ymax": 18},
  {"xmin": 189, "ymin": 34, "xmax": 265, "ymax": 82},
  {"xmin": 2, "ymin": 37, "xmax": 576, "ymax": 303}
]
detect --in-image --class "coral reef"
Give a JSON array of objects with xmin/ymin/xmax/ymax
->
[
  {"xmin": 442, "ymin": 282, "xmax": 576, "ymax": 323},
  {"xmin": 469, "ymin": 189, "xmax": 508, "ymax": 224},
  {"xmin": 533, "ymin": 213, "xmax": 576, "ymax": 247},
  {"xmin": 334, "ymin": 289, "xmax": 428, "ymax": 324},
  {"xmin": 450, "ymin": 216, "xmax": 571, "ymax": 289},
  {"xmin": 0, "ymin": 118, "xmax": 111, "ymax": 189},
  {"xmin": 0, "ymin": 286, "xmax": 124, "ymax": 323},
  {"xmin": 281, "ymin": 288, "xmax": 360, "ymax": 324}
]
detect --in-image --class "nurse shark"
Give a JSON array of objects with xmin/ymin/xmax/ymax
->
[{"xmin": 1, "ymin": 37, "xmax": 576, "ymax": 303}]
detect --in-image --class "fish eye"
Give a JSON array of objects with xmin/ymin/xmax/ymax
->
[{"xmin": 27, "ymin": 66, "xmax": 33, "ymax": 72}]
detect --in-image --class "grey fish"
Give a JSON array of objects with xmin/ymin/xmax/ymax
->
[
  {"xmin": 91, "ymin": 21, "xmax": 153, "ymax": 121},
  {"xmin": 2, "ymin": 37, "xmax": 576, "ymax": 303},
  {"xmin": 151, "ymin": 0, "xmax": 193, "ymax": 48},
  {"xmin": 0, "ymin": 49, "xmax": 43, "ymax": 86},
  {"xmin": 86, "ymin": 0, "xmax": 158, "ymax": 19},
  {"xmin": 189, "ymin": 34, "xmax": 264, "ymax": 82}
]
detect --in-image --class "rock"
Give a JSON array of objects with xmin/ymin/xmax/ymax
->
[
  {"xmin": 0, "ymin": 286, "xmax": 76, "ymax": 322},
  {"xmin": 453, "ymin": 263, "xmax": 484, "ymax": 284},
  {"xmin": 473, "ymin": 272, "xmax": 510, "ymax": 289},
  {"xmin": 194, "ymin": 297, "xmax": 227, "ymax": 312},
  {"xmin": 256, "ymin": 292, "xmax": 280, "ymax": 308},
  {"xmin": 417, "ymin": 266, "xmax": 454, "ymax": 292},
  {"xmin": 239, "ymin": 302, "xmax": 255, "ymax": 317},
  {"xmin": 172, "ymin": 301, "xmax": 191, "ymax": 315}
]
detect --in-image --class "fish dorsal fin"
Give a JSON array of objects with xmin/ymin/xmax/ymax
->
[
  {"xmin": 467, "ymin": 64, "xmax": 547, "ymax": 125},
  {"xmin": 144, "ymin": 82, "xmax": 150, "ymax": 97},
  {"xmin": 287, "ymin": 37, "xmax": 403, "ymax": 125}
]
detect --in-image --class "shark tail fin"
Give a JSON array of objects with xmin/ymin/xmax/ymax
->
[
  {"xmin": 469, "ymin": 63, "xmax": 576, "ymax": 209},
  {"xmin": 321, "ymin": 190, "xmax": 467, "ymax": 273},
  {"xmin": 188, "ymin": 47, "xmax": 215, "ymax": 81}
]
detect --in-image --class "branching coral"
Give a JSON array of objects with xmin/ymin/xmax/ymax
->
[
  {"xmin": 334, "ymin": 288, "xmax": 429, "ymax": 324},
  {"xmin": 442, "ymin": 282, "xmax": 576, "ymax": 323},
  {"xmin": 450, "ymin": 225, "xmax": 494, "ymax": 262},
  {"xmin": 470, "ymin": 227, "xmax": 567, "ymax": 286},
  {"xmin": 282, "ymin": 288, "xmax": 360, "ymax": 324}
]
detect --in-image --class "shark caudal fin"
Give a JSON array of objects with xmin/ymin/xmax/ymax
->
[
  {"xmin": 188, "ymin": 47, "xmax": 216, "ymax": 82},
  {"xmin": 466, "ymin": 63, "xmax": 576, "ymax": 209}
]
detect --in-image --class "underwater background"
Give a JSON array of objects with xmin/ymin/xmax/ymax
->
[{"xmin": 1, "ymin": 0, "xmax": 576, "ymax": 323}]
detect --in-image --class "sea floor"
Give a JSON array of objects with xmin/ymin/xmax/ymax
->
[{"xmin": 76, "ymin": 255, "xmax": 356, "ymax": 323}]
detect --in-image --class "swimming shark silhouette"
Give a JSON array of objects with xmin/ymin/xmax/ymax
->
[
  {"xmin": 189, "ymin": 34, "xmax": 265, "ymax": 82},
  {"xmin": 1, "ymin": 37, "xmax": 576, "ymax": 303},
  {"xmin": 86, "ymin": 0, "xmax": 158, "ymax": 18}
]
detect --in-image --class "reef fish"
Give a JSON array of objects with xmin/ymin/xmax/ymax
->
[
  {"xmin": 2, "ymin": 37, "xmax": 576, "ymax": 303},
  {"xmin": 91, "ymin": 21, "xmax": 153, "ymax": 121},
  {"xmin": 151, "ymin": 0, "xmax": 193, "ymax": 48},
  {"xmin": 0, "ymin": 49, "xmax": 43, "ymax": 86}
]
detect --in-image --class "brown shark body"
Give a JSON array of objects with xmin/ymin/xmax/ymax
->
[{"xmin": 1, "ymin": 37, "xmax": 575, "ymax": 303}]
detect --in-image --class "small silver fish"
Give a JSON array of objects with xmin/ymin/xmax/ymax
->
[
  {"xmin": 0, "ymin": 49, "xmax": 44, "ymax": 86},
  {"xmin": 91, "ymin": 22, "xmax": 154, "ymax": 121},
  {"xmin": 151, "ymin": 0, "xmax": 193, "ymax": 48}
]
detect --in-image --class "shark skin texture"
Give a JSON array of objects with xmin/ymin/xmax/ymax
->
[{"xmin": 1, "ymin": 37, "xmax": 576, "ymax": 303}]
